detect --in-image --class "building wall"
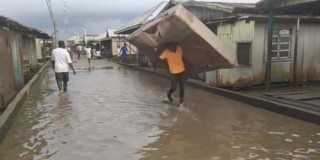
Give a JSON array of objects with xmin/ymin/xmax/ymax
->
[
  {"xmin": 113, "ymin": 38, "xmax": 137, "ymax": 55},
  {"xmin": 298, "ymin": 24, "xmax": 320, "ymax": 81},
  {"xmin": 10, "ymin": 32, "xmax": 24, "ymax": 89},
  {"xmin": 184, "ymin": 6, "xmax": 233, "ymax": 22},
  {"xmin": 255, "ymin": 22, "xmax": 320, "ymax": 83},
  {"xmin": 112, "ymin": 38, "xmax": 120, "ymax": 55},
  {"xmin": 101, "ymin": 38, "xmax": 138, "ymax": 56},
  {"xmin": 0, "ymin": 77, "xmax": 2, "ymax": 108},
  {"xmin": 21, "ymin": 36, "xmax": 37, "ymax": 67},
  {"xmin": 205, "ymin": 20, "xmax": 255, "ymax": 87},
  {"xmin": 206, "ymin": 19, "xmax": 320, "ymax": 88},
  {"xmin": 0, "ymin": 29, "xmax": 18, "ymax": 107},
  {"xmin": 257, "ymin": 22, "xmax": 297, "ymax": 83},
  {"xmin": 100, "ymin": 38, "xmax": 118, "ymax": 56},
  {"xmin": 0, "ymin": 29, "xmax": 41, "ymax": 108},
  {"xmin": 250, "ymin": 23, "xmax": 266, "ymax": 84},
  {"xmin": 35, "ymin": 39, "xmax": 42, "ymax": 60}
]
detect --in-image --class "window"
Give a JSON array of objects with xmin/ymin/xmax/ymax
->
[
  {"xmin": 237, "ymin": 42, "xmax": 251, "ymax": 66},
  {"xmin": 271, "ymin": 29, "xmax": 291, "ymax": 60}
]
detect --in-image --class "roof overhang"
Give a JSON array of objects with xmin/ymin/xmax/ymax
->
[
  {"xmin": 114, "ymin": 24, "xmax": 142, "ymax": 35},
  {"xmin": 115, "ymin": 1, "xmax": 257, "ymax": 35},
  {"xmin": 207, "ymin": 14, "xmax": 320, "ymax": 25},
  {"xmin": 257, "ymin": 0, "xmax": 320, "ymax": 10},
  {"xmin": 173, "ymin": 1, "xmax": 234, "ymax": 13},
  {"xmin": 0, "ymin": 16, "xmax": 50, "ymax": 39}
]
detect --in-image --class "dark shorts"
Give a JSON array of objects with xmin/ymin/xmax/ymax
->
[{"xmin": 55, "ymin": 72, "xmax": 69, "ymax": 82}]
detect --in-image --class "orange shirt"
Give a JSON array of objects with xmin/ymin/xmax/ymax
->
[{"xmin": 160, "ymin": 45, "xmax": 185, "ymax": 74}]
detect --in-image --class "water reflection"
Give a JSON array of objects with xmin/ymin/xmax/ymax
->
[
  {"xmin": 137, "ymin": 78, "xmax": 320, "ymax": 160},
  {"xmin": 0, "ymin": 63, "xmax": 319, "ymax": 160}
]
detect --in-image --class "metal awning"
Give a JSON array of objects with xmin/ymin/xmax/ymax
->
[
  {"xmin": 115, "ymin": 1, "xmax": 171, "ymax": 35},
  {"xmin": 257, "ymin": 0, "xmax": 318, "ymax": 8},
  {"xmin": 0, "ymin": 15, "xmax": 50, "ymax": 39},
  {"xmin": 115, "ymin": 1, "xmax": 257, "ymax": 35},
  {"xmin": 257, "ymin": 0, "xmax": 320, "ymax": 13},
  {"xmin": 115, "ymin": 24, "xmax": 142, "ymax": 35},
  {"xmin": 206, "ymin": 14, "xmax": 320, "ymax": 25}
]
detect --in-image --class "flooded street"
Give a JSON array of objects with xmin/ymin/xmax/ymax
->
[{"xmin": 0, "ymin": 61, "xmax": 319, "ymax": 160}]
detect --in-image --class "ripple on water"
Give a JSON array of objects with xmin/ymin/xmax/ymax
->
[
  {"xmin": 0, "ymin": 66, "xmax": 319, "ymax": 160},
  {"xmin": 232, "ymin": 131, "xmax": 320, "ymax": 160}
]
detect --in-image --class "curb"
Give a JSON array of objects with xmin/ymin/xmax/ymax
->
[
  {"xmin": 0, "ymin": 61, "xmax": 50, "ymax": 143},
  {"xmin": 123, "ymin": 64, "xmax": 320, "ymax": 125}
]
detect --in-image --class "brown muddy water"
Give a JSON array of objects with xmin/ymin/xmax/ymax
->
[{"xmin": 0, "ymin": 64, "xmax": 319, "ymax": 160}]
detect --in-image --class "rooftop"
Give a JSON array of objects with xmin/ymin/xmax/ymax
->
[
  {"xmin": 257, "ymin": 0, "xmax": 320, "ymax": 14},
  {"xmin": 0, "ymin": 15, "xmax": 50, "ymax": 39},
  {"xmin": 115, "ymin": 1, "xmax": 256, "ymax": 35},
  {"xmin": 96, "ymin": 29, "xmax": 118, "ymax": 41},
  {"xmin": 115, "ymin": 1, "xmax": 170, "ymax": 34}
]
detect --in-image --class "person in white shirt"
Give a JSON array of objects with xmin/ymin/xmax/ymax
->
[
  {"xmin": 83, "ymin": 46, "xmax": 92, "ymax": 66},
  {"xmin": 51, "ymin": 41, "xmax": 76, "ymax": 95},
  {"xmin": 76, "ymin": 45, "xmax": 82, "ymax": 60}
]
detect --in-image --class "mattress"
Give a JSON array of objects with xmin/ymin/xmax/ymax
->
[{"xmin": 128, "ymin": 4, "xmax": 237, "ymax": 76}]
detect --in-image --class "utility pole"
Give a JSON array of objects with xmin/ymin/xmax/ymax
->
[
  {"xmin": 84, "ymin": 28, "xmax": 87, "ymax": 47},
  {"xmin": 77, "ymin": 26, "xmax": 87, "ymax": 47},
  {"xmin": 81, "ymin": 27, "xmax": 87, "ymax": 47},
  {"xmin": 64, "ymin": 0, "xmax": 68, "ymax": 44},
  {"xmin": 293, "ymin": 18, "xmax": 300, "ymax": 86},
  {"xmin": 265, "ymin": 9, "xmax": 274, "ymax": 93},
  {"xmin": 73, "ymin": 31, "xmax": 79, "ymax": 43},
  {"xmin": 46, "ymin": 0, "xmax": 58, "ymax": 47}
]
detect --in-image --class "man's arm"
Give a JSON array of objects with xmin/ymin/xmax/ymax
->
[
  {"xmin": 68, "ymin": 63, "xmax": 76, "ymax": 75},
  {"xmin": 51, "ymin": 60, "xmax": 55, "ymax": 70},
  {"xmin": 159, "ymin": 48, "xmax": 167, "ymax": 60},
  {"xmin": 51, "ymin": 52, "xmax": 55, "ymax": 70},
  {"xmin": 150, "ymin": 48, "xmax": 167, "ymax": 68},
  {"xmin": 66, "ymin": 52, "xmax": 76, "ymax": 75}
]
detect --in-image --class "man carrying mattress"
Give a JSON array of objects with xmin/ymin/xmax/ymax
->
[{"xmin": 160, "ymin": 42, "xmax": 186, "ymax": 107}]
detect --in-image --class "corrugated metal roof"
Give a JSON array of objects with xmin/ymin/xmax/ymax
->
[
  {"xmin": 173, "ymin": 1, "xmax": 234, "ymax": 13},
  {"xmin": 106, "ymin": 29, "xmax": 117, "ymax": 38},
  {"xmin": 206, "ymin": 14, "xmax": 320, "ymax": 25},
  {"xmin": 115, "ymin": 1, "xmax": 257, "ymax": 35},
  {"xmin": 67, "ymin": 35, "xmax": 79, "ymax": 41},
  {"xmin": 172, "ymin": 1, "xmax": 256, "ymax": 13},
  {"xmin": 115, "ymin": 1, "xmax": 170, "ymax": 34},
  {"xmin": 0, "ymin": 15, "xmax": 50, "ymax": 39},
  {"xmin": 96, "ymin": 32, "xmax": 107, "ymax": 40},
  {"xmin": 214, "ymin": 2, "xmax": 256, "ymax": 9},
  {"xmin": 96, "ymin": 29, "xmax": 119, "ymax": 40},
  {"xmin": 257, "ymin": 0, "xmax": 320, "ymax": 9}
]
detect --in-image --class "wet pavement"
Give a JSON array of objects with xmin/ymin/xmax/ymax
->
[{"xmin": 0, "ymin": 60, "xmax": 319, "ymax": 160}]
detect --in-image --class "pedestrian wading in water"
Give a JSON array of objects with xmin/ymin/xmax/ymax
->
[
  {"xmin": 84, "ymin": 46, "xmax": 92, "ymax": 66},
  {"xmin": 159, "ymin": 42, "xmax": 187, "ymax": 107},
  {"xmin": 51, "ymin": 40, "xmax": 76, "ymax": 95}
]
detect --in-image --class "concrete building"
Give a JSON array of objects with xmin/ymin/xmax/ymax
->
[{"xmin": 0, "ymin": 15, "xmax": 50, "ymax": 109}]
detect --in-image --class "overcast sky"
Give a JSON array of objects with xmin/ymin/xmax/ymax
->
[{"xmin": 0, "ymin": 0, "xmax": 259, "ymax": 40}]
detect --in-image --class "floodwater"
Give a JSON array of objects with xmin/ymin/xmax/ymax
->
[{"xmin": 0, "ymin": 63, "xmax": 319, "ymax": 160}]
